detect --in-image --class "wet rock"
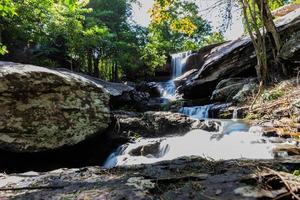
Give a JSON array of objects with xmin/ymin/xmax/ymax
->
[
  {"xmin": 273, "ymin": 144, "xmax": 300, "ymax": 156},
  {"xmin": 200, "ymin": 120, "xmax": 221, "ymax": 132},
  {"xmin": 262, "ymin": 129, "xmax": 278, "ymax": 137},
  {"xmin": 111, "ymin": 89, "xmax": 150, "ymax": 111},
  {"xmin": 279, "ymin": 31, "xmax": 300, "ymax": 62},
  {"xmin": 0, "ymin": 62, "xmax": 110, "ymax": 152},
  {"xmin": 183, "ymin": 43, "xmax": 225, "ymax": 73},
  {"xmin": 112, "ymin": 111, "xmax": 220, "ymax": 138},
  {"xmin": 136, "ymin": 82, "xmax": 161, "ymax": 98},
  {"xmin": 129, "ymin": 141, "xmax": 161, "ymax": 157},
  {"xmin": 211, "ymin": 78, "xmax": 257, "ymax": 102},
  {"xmin": 233, "ymin": 83, "xmax": 258, "ymax": 103},
  {"xmin": 195, "ymin": 103, "xmax": 247, "ymax": 120}
]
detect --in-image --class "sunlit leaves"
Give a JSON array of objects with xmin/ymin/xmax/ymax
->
[
  {"xmin": 170, "ymin": 17, "xmax": 197, "ymax": 36},
  {"xmin": 0, "ymin": 43, "xmax": 8, "ymax": 55},
  {"xmin": 143, "ymin": 0, "xmax": 219, "ymax": 69},
  {"xmin": 0, "ymin": 0, "xmax": 16, "ymax": 17},
  {"xmin": 0, "ymin": 0, "xmax": 16, "ymax": 55}
]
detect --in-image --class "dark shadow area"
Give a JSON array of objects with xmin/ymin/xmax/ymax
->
[{"xmin": 0, "ymin": 130, "xmax": 128, "ymax": 174}]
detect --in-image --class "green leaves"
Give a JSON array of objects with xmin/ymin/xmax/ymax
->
[
  {"xmin": 0, "ymin": 43, "xmax": 8, "ymax": 55},
  {"xmin": 0, "ymin": 0, "xmax": 16, "ymax": 17},
  {"xmin": 142, "ymin": 0, "xmax": 220, "ymax": 69}
]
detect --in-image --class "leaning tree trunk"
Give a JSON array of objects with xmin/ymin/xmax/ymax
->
[
  {"xmin": 240, "ymin": 0, "xmax": 268, "ymax": 109},
  {"xmin": 255, "ymin": 0, "xmax": 288, "ymax": 76},
  {"xmin": 240, "ymin": 0, "xmax": 268, "ymax": 84}
]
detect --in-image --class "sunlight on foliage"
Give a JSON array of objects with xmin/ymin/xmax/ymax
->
[
  {"xmin": 293, "ymin": 170, "xmax": 300, "ymax": 176},
  {"xmin": 143, "ymin": 0, "xmax": 223, "ymax": 69}
]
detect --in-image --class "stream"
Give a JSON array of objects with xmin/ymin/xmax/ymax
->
[{"xmin": 104, "ymin": 51, "xmax": 285, "ymax": 168}]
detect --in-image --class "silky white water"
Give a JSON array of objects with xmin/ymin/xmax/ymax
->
[
  {"xmin": 159, "ymin": 51, "xmax": 192, "ymax": 99},
  {"xmin": 171, "ymin": 51, "xmax": 192, "ymax": 78},
  {"xmin": 104, "ymin": 122, "xmax": 277, "ymax": 168},
  {"xmin": 179, "ymin": 104, "xmax": 215, "ymax": 119}
]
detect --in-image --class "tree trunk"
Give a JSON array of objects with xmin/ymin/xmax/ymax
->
[
  {"xmin": 113, "ymin": 62, "xmax": 118, "ymax": 82},
  {"xmin": 240, "ymin": 0, "xmax": 268, "ymax": 84},
  {"xmin": 93, "ymin": 58, "xmax": 100, "ymax": 78},
  {"xmin": 87, "ymin": 50, "xmax": 93, "ymax": 75},
  {"xmin": 255, "ymin": 0, "xmax": 288, "ymax": 76}
]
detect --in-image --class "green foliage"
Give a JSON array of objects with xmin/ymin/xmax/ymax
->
[
  {"xmin": 0, "ymin": 0, "xmax": 222, "ymax": 81},
  {"xmin": 0, "ymin": 0, "xmax": 146, "ymax": 81},
  {"xmin": 293, "ymin": 170, "xmax": 300, "ymax": 176},
  {"xmin": 142, "ymin": 0, "xmax": 223, "ymax": 70},
  {"xmin": 262, "ymin": 89, "xmax": 284, "ymax": 101},
  {"xmin": 268, "ymin": 0, "xmax": 287, "ymax": 10},
  {"xmin": 293, "ymin": 0, "xmax": 300, "ymax": 4},
  {"xmin": 242, "ymin": 0, "xmax": 290, "ymax": 33},
  {"xmin": 0, "ymin": 0, "xmax": 16, "ymax": 54},
  {"xmin": 0, "ymin": 43, "xmax": 7, "ymax": 55},
  {"xmin": 0, "ymin": 0, "xmax": 16, "ymax": 17}
]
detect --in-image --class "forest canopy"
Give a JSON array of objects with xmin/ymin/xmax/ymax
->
[
  {"xmin": 0, "ymin": 0, "xmax": 224, "ymax": 81},
  {"xmin": 0, "ymin": 0, "xmax": 297, "ymax": 82}
]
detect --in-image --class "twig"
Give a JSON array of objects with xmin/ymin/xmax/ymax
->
[
  {"xmin": 273, "ymin": 191, "xmax": 291, "ymax": 200},
  {"xmin": 250, "ymin": 81, "xmax": 264, "ymax": 110},
  {"xmin": 264, "ymin": 167, "xmax": 300, "ymax": 200}
]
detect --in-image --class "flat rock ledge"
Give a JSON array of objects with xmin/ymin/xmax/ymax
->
[
  {"xmin": 1, "ymin": 156, "xmax": 300, "ymax": 200},
  {"xmin": 111, "ymin": 110, "xmax": 221, "ymax": 138}
]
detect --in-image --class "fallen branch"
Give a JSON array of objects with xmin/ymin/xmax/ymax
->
[{"xmin": 264, "ymin": 167, "xmax": 300, "ymax": 200}]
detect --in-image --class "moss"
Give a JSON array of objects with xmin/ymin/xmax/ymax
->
[{"xmin": 262, "ymin": 89, "xmax": 284, "ymax": 101}]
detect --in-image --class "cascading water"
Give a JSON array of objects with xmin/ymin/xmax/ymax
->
[
  {"xmin": 171, "ymin": 51, "xmax": 192, "ymax": 79},
  {"xmin": 179, "ymin": 104, "xmax": 214, "ymax": 119},
  {"xmin": 103, "ymin": 51, "xmax": 287, "ymax": 169},
  {"xmin": 104, "ymin": 126, "xmax": 278, "ymax": 168},
  {"xmin": 159, "ymin": 51, "xmax": 192, "ymax": 100}
]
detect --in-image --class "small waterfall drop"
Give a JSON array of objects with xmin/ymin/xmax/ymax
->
[
  {"xmin": 179, "ymin": 104, "xmax": 214, "ymax": 119},
  {"xmin": 171, "ymin": 51, "xmax": 192, "ymax": 78},
  {"xmin": 159, "ymin": 51, "xmax": 192, "ymax": 99},
  {"xmin": 232, "ymin": 108, "xmax": 238, "ymax": 120}
]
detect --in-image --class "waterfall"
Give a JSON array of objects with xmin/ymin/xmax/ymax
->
[
  {"xmin": 158, "ymin": 80, "xmax": 176, "ymax": 100},
  {"xmin": 232, "ymin": 108, "xmax": 238, "ymax": 120},
  {"xmin": 103, "ymin": 124, "xmax": 277, "ymax": 168},
  {"xmin": 159, "ymin": 51, "xmax": 192, "ymax": 99},
  {"xmin": 171, "ymin": 51, "xmax": 192, "ymax": 79},
  {"xmin": 179, "ymin": 104, "xmax": 214, "ymax": 119}
]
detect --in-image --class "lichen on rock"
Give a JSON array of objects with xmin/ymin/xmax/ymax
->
[{"xmin": 0, "ymin": 62, "xmax": 111, "ymax": 152}]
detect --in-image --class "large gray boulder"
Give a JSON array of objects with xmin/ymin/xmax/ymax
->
[{"xmin": 0, "ymin": 62, "xmax": 111, "ymax": 152}]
